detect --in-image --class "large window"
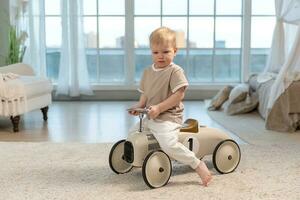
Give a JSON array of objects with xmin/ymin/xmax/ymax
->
[
  {"xmin": 44, "ymin": 0, "xmax": 275, "ymax": 85},
  {"xmin": 250, "ymin": 0, "xmax": 275, "ymax": 73},
  {"xmin": 45, "ymin": 0, "xmax": 125, "ymax": 83},
  {"xmin": 45, "ymin": 0, "xmax": 61, "ymax": 81},
  {"xmin": 134, "ymin": 0, "xmax": 242, "ymax": 83},
  {"xmin": 83, "ymin": 0, "xmax": 125, "ymax": 83}
]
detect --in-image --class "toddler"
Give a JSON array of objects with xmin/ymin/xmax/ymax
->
[{"xmin": 129, "ymin": 27, "xmax": 212, "ymax": 186}]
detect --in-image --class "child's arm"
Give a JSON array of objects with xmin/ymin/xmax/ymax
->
[
  {"xmin": 128, "ymin": 94, "xmax": 147, "ymax": 116},
  {"xmin": 148, "ymin": 86, "xmax": 186, "ymax": 119}
]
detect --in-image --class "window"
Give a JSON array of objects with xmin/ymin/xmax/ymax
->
[
  {"xmin": 84, "ymin": 0, "xmax": 125, "ymax": 83},
  {"xmin": 45, "ymin": 0, "xmax": 125, "ymax": 83},
  {"xmin": 250, "ymin": 0, "xmax": 275, "ymax": 73},
  {"xmin": 45, "ymin": 0, "xmax": 61, "ymax": 81},
  {"xmin": 44, "ymin": 0, "xmax": 275, "ymax": 85},
  {"xmin": 214, "ymin": 17, "xmax": 241, "ymax": 82},
  {"xmin": 134, "ymin": 0, "xmax": 242, "ymax": 83}
]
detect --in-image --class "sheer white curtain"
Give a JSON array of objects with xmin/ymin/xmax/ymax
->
[
  {"xmin": 22, "ymin": 0, "xmax": 47, "ymax": 77},
  {"xmin": 267, "ymin": 0, "xmax": 300, "ymax": 111},
  {"xmin": 56, "ymin": 0, "xmax": 93, "ymax": 97},
  {"xmin": 264, "ymin": 0, "xmax": 287, "ymax": 73}
]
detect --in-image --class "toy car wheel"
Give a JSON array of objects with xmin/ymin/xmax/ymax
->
[
  {"xmin": 142, "ymin": 150, "xmax": 172, "ymax": 189},
  {"xmin": 213, "ymin": 139, "xmax": 241, "ymax": 174},
  {"xmin": 109, "ymin": 140, "xmax": 133, "ymax": 174}
]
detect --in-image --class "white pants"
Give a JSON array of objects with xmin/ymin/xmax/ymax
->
[{"xmin": 130, "ymin": 119, "xmax": 200, "ymax": 169}]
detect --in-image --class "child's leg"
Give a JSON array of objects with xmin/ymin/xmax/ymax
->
[
  {"xmin": 195, "ymin": 160, "xmax": 212, "ymax": 186},
  {"xmin": 148, "ymin": 120, "xmax": 212, "ymax": 186}
]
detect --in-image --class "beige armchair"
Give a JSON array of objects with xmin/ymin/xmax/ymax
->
[{"xmin": 0, "ymin": 63, "xmax": 53, "ymax": 132}]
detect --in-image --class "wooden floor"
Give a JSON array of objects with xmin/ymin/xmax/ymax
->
[{"xmin": 0, "ymin": 101, "xmax": 244, "ymax": 143}]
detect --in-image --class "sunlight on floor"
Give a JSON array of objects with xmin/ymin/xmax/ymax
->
[{"xmin": 0, "ymin": 101, "xmax": 245, "ymax": 144}]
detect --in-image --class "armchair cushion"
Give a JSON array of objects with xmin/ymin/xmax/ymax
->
[{"xmin": 21, "ymin": 76, "xmax": 53, "ymax": 98}]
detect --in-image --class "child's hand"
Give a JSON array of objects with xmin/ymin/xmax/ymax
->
[
  {"xmin": 128, "ymin": 110, "xmax": 139, "ymax": 116},
  {"xmin": 148, "ymin": 105, "xmax": 161, "ymax": 119},
  {"xmin": 128, "ymin": 105, "xmax": 140, "ymax": 116}
]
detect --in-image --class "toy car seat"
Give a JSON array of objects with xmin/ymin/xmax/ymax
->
[{"xmin": 180, "ymin": 118, "xmax": 198, "ymax": 133}]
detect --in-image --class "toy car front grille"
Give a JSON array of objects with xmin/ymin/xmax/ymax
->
[{"xmin": 123, "ymin": 141, "xmax": 134, "ymax": 163}]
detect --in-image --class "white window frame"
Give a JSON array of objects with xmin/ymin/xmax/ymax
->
[
  {"xmin": 123, "ymin": 0, "xmax": 246, "ymax": 90},
  {"xmin": 44, "ymin": 0, "xmax": 272, "ymax": 90}
]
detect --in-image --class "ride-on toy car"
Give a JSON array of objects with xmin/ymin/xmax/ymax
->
[{"xmin": 109, "ymin": 108, "xmax": 241, "ymax": 189}]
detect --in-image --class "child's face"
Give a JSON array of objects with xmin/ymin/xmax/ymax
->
[{"xmin": 151, "ymin": 43, "xmax": 177, "ymax": 68}]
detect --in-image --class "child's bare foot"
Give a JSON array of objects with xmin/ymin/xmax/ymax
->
[{"xmin": 195, "ymin": 161, "xmax": 212, "ymax": 187}]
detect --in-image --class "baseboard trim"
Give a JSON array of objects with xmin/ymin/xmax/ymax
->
[{"xmin": 52, "ymin": 89, "xmax": 219, "ymax": 101}]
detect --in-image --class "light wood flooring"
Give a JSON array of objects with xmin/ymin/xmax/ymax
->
[{"xmin": 0, "ymin": 101, "xmax": 244, "ymax": 143}]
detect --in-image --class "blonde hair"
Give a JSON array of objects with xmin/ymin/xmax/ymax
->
[{"xmin": 149, "ymin": 27, "xmax": 177, "ymax": 48}]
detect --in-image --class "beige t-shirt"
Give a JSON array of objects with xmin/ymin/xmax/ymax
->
[{"xmin": 138, "ymin": 63, "xmax": 189, "ymax": 124}]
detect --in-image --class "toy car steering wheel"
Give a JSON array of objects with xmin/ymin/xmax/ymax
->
[
  {"xmin": 127, "ymin": 107, "xmax": 149, "ymax": 114},
  {"xmin": 127, "ymin": 107, "xmax": 150, "ymax": 132}
]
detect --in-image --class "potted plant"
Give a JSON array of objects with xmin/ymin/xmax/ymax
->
[{"xmin": 6, "ymin": 25, "xmax": 27, "ymax": 65}]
